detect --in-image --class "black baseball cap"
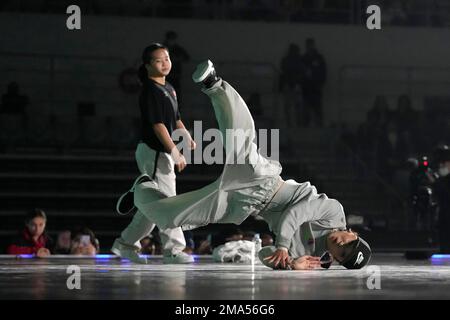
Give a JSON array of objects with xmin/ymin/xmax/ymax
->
[{"xmin": 340, "ymin": 237, "xmax": 372, "ymax": 269}]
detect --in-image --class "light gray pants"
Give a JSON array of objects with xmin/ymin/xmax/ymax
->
[
  {"xmin": 119, "ymin": 143, "xmax": 186, "ymax": 255},
  {"xmin": 133, "ymin": 80, "xmax": 281, "ymax": 231}
]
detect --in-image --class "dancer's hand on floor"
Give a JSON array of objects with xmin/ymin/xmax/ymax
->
[
  {"xmin": 291, "ymin": 256, "xmax": 321, "ymax": 270},
  {"xmin": 264, "ymin": 248, "xmax": 291, "ymax": 269}
]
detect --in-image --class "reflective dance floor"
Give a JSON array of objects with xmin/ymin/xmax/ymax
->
[{"xmin": 0, "ymin": 254, "xmax": 449, "ymax": 300}]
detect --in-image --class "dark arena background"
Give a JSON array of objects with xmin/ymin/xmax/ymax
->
[{"xmin": 0, "ymin": 0, "xmax": 450, "ymax": 311}]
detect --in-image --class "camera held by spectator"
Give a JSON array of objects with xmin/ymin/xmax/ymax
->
[{"xmin": 70, "ymin": 227, "xmax": 99, "ymax": 256}]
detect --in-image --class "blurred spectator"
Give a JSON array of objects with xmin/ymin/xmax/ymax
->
[
  {"xmin": 54, "ymin": 230, "xmax": 71, "ymax": 254},
  {"xmin": 183, "ymin": 230, "xmax": 195, "ymax": 254},
  {"xmin": 378, "ymin": 122, "xmax": 413, "ymax": 183},
  {"xmin": 382, "ymin": 95, "xmax": 417, "ymax": 168},
  {"xmin": 211, "ymin": 227, "xmax": 244, "ymax": 249},
  {"xmin": 149, "ymin": 230, "xmax": 163, "ymax": 254},
  {"xmin": 196, "ymin": 235, "xmax": 213, "ymax": 255},
  {"xmin": 357, "ymin": 110, "xmax": 379, "ymax": 168},
  {"xmin": 140, "ymin": 236, "xmax": 157, "ymax": 255},
  {"xmin": 7, "ymin": 208, "xmax": 53, "ymax": 257},
  {"xmin": 395, "ymin": 95, "xmax": 418, "ymax": 138},
  {"xmin": 260, "ymin": 233, "xmax": 274, "ymax": 247},
  {"xmin": 183, "ymin": 246, "xmax": 194, "ymax": 255},
  {"xmin": 355, "ymin": 95, "xmax": 421, "ymax": 183},
  {"xmin": 242, "ymin": 231, "xmax": 256, "ymax": 241},
  {"xmin": 370, "ymin": 95, "xmax": 393, "ymax": 127},
  {"xmin": 163, "ymin": 30, "xmax": 190, "ymax": 103},
  {"xmin": 279, "ymin": 43, "xmax": 304, "ymax": 127},
  {"xmin": 1, "ymin": 82, "xmax": 29, "ymax": 115},
  {"xmin": 356, "ymin": 95, "xmax": 392, "ymax": 171},
  {"xmin": 377, "ymin": 121, "xmax": 403, "ymax": 181},
  {"xmin": 246, "ymin": 92, "xmax": 263, "ymax": 118},
  {"xmin": 302, "ymin": 38, "xmax": 327, "ymax": 127},
  {"xmin": 70, "ymin": 227, "xmax": 99, "ymax": 256}
]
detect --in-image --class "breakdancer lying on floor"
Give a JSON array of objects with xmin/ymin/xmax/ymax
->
[{"xmin": 112, "ymin": 60, "xmax": 372, "ymax": 270}]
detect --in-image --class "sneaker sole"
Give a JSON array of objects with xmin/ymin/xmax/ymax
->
[
  {"xmin": 112, "ymin": 246, "xmax": 147, "ymax": 264},
  {"xmin": 192, "ymin": 60, "xmax": 214, "ymax": 82}
]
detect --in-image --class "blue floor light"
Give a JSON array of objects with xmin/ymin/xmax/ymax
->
[
  {"xmin": 431, "ymin": 254, "xmax": 450, "ymax": 259},
  {"xmin": 95, "ymin": 254, "xmax": 117, "ymax": 259}
]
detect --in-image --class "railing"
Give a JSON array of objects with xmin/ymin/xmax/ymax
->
[
  {"xmin": 0, "ymin": 51, "xmax": 128, "ymax": 114},
  {"xmin": 0, "ymin": 51, "xmax": 279, "ymax": 153},
  {"xmin": 336, "ymin": 136, "xmax": 409, "ymax": 225},
  {"xmin": 294, "ymin": 125, "xmax": 409, "ymax": 228},
  {"xmin": 1, "ymin": 52, "xmax": 278, "ymax": 115}
]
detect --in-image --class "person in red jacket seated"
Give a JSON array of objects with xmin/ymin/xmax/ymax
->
[{"xmin": 7, "ymin": 208, "xmax": 53, "ymax": 258}]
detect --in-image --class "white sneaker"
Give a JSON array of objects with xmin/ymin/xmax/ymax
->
[
  {"xmin": 192, "ymin": 60, "xmax": 220, "ymax": 88},
  {"xmin": 111, "ymin": 238, "xmax": 147, "ymax": 264},
  {"xmin": 163, "ymin": 251, "xmax": 195, "ymax": 264}
]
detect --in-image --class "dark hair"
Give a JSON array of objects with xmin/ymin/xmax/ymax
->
[
  {"xmin": 243, "ymin": 231, "xmax": 256, "ymax": 239},
  {"xmin": 141, "ymin": 43, "xmax": 167, "ymax": 64},
  {"xmin": 71, "ymin": 226, "xmax": 95, "ymax": 240},
  {"xmin": 137, "ymin": 64, "xmax": 148, "ymax": 83},
  {"xmin": 71, "ymin": 226, "xmax": 98, "ymax": 249},
  {"xmin": 26, "ymin": 208, "xmax": 47, "ymax": 224},
  {"xmin": 138, "ymin": 43, "xmax": 168, "ymax": 83}
]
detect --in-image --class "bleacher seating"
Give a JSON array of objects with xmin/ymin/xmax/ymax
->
[{"xmin": 2, "ymin": 0, "xmax": 450, "ymax": 27}]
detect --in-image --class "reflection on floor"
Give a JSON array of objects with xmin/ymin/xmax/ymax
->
[{"xmin": 0, "ymin": 254, "xmax": 449, "ymax": 299}]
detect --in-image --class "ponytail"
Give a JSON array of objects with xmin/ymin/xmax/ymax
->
[{"xmin": 138, "ymin": 64, "xmax": 147, "ymax": 84}]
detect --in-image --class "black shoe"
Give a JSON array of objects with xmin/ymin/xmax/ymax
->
[{"xmin": 192, "ymin": 60, "xmax": 220, "ymax": 89}]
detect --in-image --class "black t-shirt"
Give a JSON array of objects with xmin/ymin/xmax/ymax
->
[{"xmin": 139, "ymin": 79, "xmax": 181, "ymax": 153}]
